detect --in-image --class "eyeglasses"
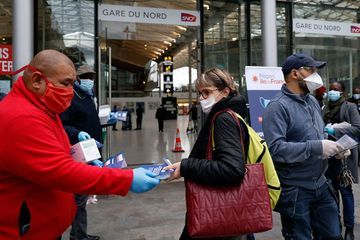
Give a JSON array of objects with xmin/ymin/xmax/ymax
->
[
  {"xmin": 299, "ymin": 66, "xmax": 316, "ymax": 73},
  {"xmin": 198, "ymin": 88, "xmax": 218, "ymax": 99}
]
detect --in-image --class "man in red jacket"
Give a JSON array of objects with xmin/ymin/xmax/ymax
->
[{"xmin": 0, "ymin": 49, "xmax": 160, "ymax": 240}]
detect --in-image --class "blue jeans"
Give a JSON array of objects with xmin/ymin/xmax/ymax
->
[
  {"xmin": 339, "ymin": 185, "xmax": 354, "ymax": 228},
  {"xmin": 275, "ymin": 182, "xmax": 341, "ymax": 240}
]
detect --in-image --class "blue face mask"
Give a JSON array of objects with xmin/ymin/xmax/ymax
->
[
  {"xmin": 78, "ymin": 79, "xmax": 94, "ymax": 95},
  {"xmin": 353, "ymin": 94, "xmax": 360, "ymax": 100},
  {"xmin": 328, "ymin": 90, "xmax": 341, "ymax": 102}
]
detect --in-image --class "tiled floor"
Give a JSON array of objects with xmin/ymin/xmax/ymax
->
[
  {"xmin": 110, "ymin": 115, "xmax": 197, "ymax": 165},
  {"xmin": 62, "ymin": 115, "xmax": 360, "ymax": 240}
]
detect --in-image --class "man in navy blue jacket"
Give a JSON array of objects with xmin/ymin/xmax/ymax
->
[
  {"xmin": 263, "ymin": 53, "xmax": 345, "ymax": 240},
  {"xmin": 60, "ymin": 64, "xmax": 101, "ymax": 240}
]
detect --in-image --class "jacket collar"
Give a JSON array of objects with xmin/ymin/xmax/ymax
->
[{"xmin": 281, "ymin": 84, "xmax": 309, "ymax": 103}]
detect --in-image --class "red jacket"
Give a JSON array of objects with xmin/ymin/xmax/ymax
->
[{"xmin": 0, "ymin": 78, "xmax": 133, "ymax": 239}]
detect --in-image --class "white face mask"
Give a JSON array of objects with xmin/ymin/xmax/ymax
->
[
  {"xmin": 303, "ymin": 72, "xmax": 323, "ymax": 92},
  {"xmin": 200, "ymin": 96, "xmax": 216, "ymax": 114}
]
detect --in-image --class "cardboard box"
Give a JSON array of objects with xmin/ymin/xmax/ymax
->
[
  {"xmin": 98, "ymin": 105, "xmax": 111, "ymax": 125},
  {"xmin": 70, "ymin": 138, "xmax": 101, "ymax": 163}
]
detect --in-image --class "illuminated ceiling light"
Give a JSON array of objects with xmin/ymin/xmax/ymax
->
[
  {"xmin": 171, "ymin": 38, "xmax": 176, "ymax": 43},
  {"xmin": 172, "ymin": 32, "xmax": 181, "ymax": 37},
  {"xmin": 144, "ymin": 44, "xmax": 148, "ymax": 47},
  {"xmin": 177, "ymin": 26, "xmax": 187, "ymax": 31},
  {"xmin": 154, "ymin": 51, "xmax": 161, "ymax": 55},
  {"xmin": 161, "ymin": 49, "xmax": 165, "ymax": 53},
  {"xmin": 163, "ymin": 41, "xmax": 172, "ymax": 46},
  {"xmin": 232, "ymin": 37, "xmax": 237, "ymax": 41},
  {"xmin": 204, "ymin": 4, "xmax": 210, "ymax": 10},
  {"xmin": 165, "ymin": 47, "xmax": 168, "ymax": 50},
  {"xmin": 1, "ymin": 37, "xmax": 5, "ymax": 41}
]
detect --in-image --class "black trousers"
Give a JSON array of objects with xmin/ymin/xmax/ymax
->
[
  {"xmin": 70, "ymin": 194, "xmax": 89, "ymax": 239},
  {"xmin": 158, "ymin": 120, "xmax": 164, "ymax": 131},
  {"xmin": 136, "ymin": 116, "xmax": 142, "ymax": 129}
]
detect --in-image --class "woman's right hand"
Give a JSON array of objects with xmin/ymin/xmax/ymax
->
[{"xmin": 163, "ymin": 162, "xmax": 181, "ymax": 181}]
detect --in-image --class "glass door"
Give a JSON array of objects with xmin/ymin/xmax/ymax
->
[{"xmin": 97, "ymin": 45, "xmax": 113, "ymax": 159}]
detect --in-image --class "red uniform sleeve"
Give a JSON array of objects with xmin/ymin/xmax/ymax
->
[{"xmin": 1, "ymin": 113, "xmax": 133, "ymax": 196}]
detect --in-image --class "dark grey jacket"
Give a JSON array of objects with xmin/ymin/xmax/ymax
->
[
  {"xmin": 263, "ymin": 85, "xmax": 326, "ymax": 190},
  {"xmin": 323, "ymin": 101, "xmax": 360, "ymax": 183}
]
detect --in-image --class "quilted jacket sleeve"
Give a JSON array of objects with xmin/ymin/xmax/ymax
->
[{"xmin": 180, "ymin": 113, "xmax": 246, "ymax": 186}]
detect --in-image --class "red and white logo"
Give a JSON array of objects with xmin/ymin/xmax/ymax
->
[
  {"xmin": 181, "ymin": 13, "xmax": 197, "ymax": 22},
  {"xmin": 252, "ymin": 75, "xmax": 258, "ymax": 82},
  {"xmin": 351, "ymin": 26, "xmax": 360, "ymax": 33}
]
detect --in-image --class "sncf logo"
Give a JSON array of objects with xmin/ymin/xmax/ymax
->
[
  {"xmin": 351, "ymin": 26, "xmax": 360, "ymax": 33},
  {"xmin": 181, "ymin": 13, "xmax": 197, "ymax": 22}
]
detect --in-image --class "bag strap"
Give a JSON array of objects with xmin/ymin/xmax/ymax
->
[{"xmin": 207, "ymin": 109, "xmax": 247, "ymax": 163}]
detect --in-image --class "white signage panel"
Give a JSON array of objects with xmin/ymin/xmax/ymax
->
[
  {"xmin": 99, "ymin": 4, "xmax": 200, "ymax": 26},
  {"xmin": 293, "ymin": 19, "xmax": 360, "ymax": 37},
  {"xmin": 245, "ymin": 66, "xmax": 284, "ymax": 91}
]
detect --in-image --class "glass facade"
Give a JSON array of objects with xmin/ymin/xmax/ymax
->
[
  {"xmin": 202, "ymin": 0, "xmax": 360, "ymax": 95},
  {"xmin": 292, "ymin": 2, "xmax": 360, "ymax": 93},
  {"xmin": 98, "ymin": 0, "xmax": 198, "ymax": 98},
  {"xmin": 35, "ymin": 0, "xmax": 96, "ymax": 67},
  {"xmin": 1, "ymin": 1, "xmax": 359, "ymax": 95}
]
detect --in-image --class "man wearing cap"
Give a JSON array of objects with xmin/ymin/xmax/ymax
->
[
  {"xmin": 60, "ymin": 64, "xmax": 103, "ymax": 240},
  {"xmin": 263, "ymin": 53, "xmax": 344, "ymax": 239}
]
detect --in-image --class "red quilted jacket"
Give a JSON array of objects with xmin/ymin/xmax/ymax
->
[{"xmin": 0, "ymin": 77, "xmax": 133, "ymax": 239}]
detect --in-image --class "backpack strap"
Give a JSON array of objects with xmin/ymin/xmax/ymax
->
[{"xmin": 208, "ymin": 109, "xmax": 247, "ymax": 163}]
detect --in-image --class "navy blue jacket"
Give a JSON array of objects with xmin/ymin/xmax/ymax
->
[
  {"xmin": 263, "ymin": 84, "xmax": 326, "ymax": 190},
  {"xmin": 60, "ymin": 84, "xmax": 102, "ymax": 145}
]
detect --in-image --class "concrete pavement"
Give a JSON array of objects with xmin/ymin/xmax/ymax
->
[{"xmin": 63, "ymin": 115, "xmax": 360, "ymax": 239}]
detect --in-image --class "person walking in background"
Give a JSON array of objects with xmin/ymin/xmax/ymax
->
[
  {"xmin": 155, "ymin": 104, "xmax": 165, "ymax": 132},
  {"xmin": 323, "ymin": 81, "xmax": 360, "ymax": 240},
  {"xmin": 0, "ymin": 50, "xmax": 160, "ymax": 239},
  {"xmin": 187, "ymin": 102, "xmax": 198, "ymax": 133},
  {"xmin": 348, "ymin": 87, "xmax": 360, "ymax": 114},
  {"xmin": 60, "ymin": 64, "xmax": 102, "ymax": 240},
  {"xmin": 121, "ymin": 105, "xmax": 132, "ymax": 130},
  {"xmin": 135, "ymin": 104, "xmax": 144, "ymax": 130},
  {"xmin": 262, "ymin": 53, "xmax": 344, "ymax": 239},
  {"xmin": 164, "ymin": 68, "xmax": 249, "ymax": 239},
  {"xmin": 111, "ymin": 105, "xmax": 118, "ymax": 131}
]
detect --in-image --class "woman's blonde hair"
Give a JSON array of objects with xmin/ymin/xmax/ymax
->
[{"xmin": 195, "ymin": 67, "xmax": 238, "ymax": 95}]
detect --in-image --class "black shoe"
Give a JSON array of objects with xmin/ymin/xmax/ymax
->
[
  {"xmin": 87, "ymin": 235, "xmax": 100, "ymax": 240},
  {"xmin": 345, "ymin": 227, "xmax": 354, "ymax": 240}
]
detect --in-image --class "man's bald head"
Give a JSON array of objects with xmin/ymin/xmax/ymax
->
[
  {"xmin": 25, "ymin": 50, "xmax": 75, "ymax": 79},
  {"xmin": 23, "ymin": 49, "xmax": 77, "ymax": 95}
]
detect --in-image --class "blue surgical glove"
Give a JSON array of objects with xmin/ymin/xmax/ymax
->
[
  {"xmin": 89, "ymin": 159, "xmax": 103, "ymax": 167},
  {"xmin": 324, "ymin": 127, "xmax": 335, "ymax": 135},
  {"xmin": 78, "ymin": 131, "xmax": 91, "ymax": 141},
  {"xmin": 130, "ymin": 168, "xmax": 160, "ymax": 193}
]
